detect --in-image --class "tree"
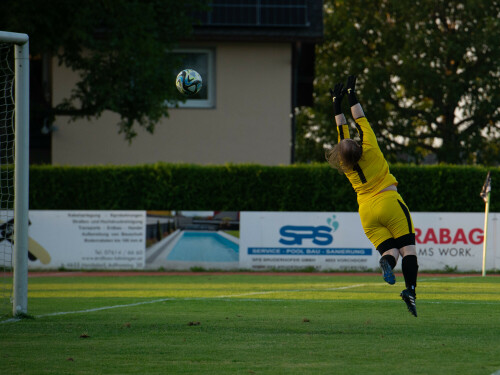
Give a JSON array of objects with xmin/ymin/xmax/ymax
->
[
  {"xmin": 296, "ymin": 0, "xmax": 500, "ymax": 164},
  {"xmin": 1, "ymin": 0, "xmax": 206, "ymax": 141}
]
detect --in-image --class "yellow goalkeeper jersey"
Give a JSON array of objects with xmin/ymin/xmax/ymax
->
[{"xmin": 337, "ymin": 116, "xmax": 398, "ymax": 205}]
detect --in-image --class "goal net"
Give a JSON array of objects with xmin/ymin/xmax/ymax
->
[{"xmin": 0, "ymin": 31, "xmax": 29, "ymax": 318}]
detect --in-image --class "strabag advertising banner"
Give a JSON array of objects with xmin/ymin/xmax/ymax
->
[
  {"xmin": 240, "ymin": 212, "xmax": 375, "ymax": 271},
  {"xmin": 411, "ymin": 212, "xmax": 498, "ymax": 271},
  {"xmin": 25, "ymin": 211, "xmax": 146, "ymax": 270}
]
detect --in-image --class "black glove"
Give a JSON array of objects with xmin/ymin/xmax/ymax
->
[
  {"xmin": 345, "ymin": 75, "xmax": 359, "ymax": 106},
  {"xmin": 329, "ymin": 83, "xmax": 345, "ymax": 115}
]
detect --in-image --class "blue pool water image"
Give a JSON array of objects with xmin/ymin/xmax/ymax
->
[
  {"xmin": 167, "ymin": 231, "xmax": 239, "ymax": 262},
  {"xmin": 145, "ymin": 229, "xmax": 240, "ymax": 269}
]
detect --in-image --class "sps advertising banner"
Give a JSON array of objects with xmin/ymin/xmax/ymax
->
[
  {"xmin": 240, "ymin": 212, "xmax": 499, "ymax": 272},
  {"xmin": 240, "ymin": 212, "xmax": 375, "ymax": 271},
  {"xmin": 25, "ymin": 211, "xmax": 146, "ymax": 270}
]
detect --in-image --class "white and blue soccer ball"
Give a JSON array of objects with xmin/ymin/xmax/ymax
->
[{"xmin": 175, "ymin": 69, "xmax": 202, "ymax": 96}]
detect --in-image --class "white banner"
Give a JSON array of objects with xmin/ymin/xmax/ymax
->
[
  {"xmin": 26, "ymin": 211, "xmax": 146, "ymax": 270},
  {"xmin": 413, "ymin": 212, "xmax": 498, "ymax": 272},
  {"xmin": 240, "ymin": 212, "xmax": 499, "ymax": 272}
]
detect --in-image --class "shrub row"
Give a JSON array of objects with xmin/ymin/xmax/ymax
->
[{"xmin": 29, "ymin": 163, "xmax": 499, "ymax": 212}]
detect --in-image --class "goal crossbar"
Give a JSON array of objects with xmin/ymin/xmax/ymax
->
[
  {"xmin": 0, "ymin": 31, "xmax": 29, "ymax": 316},
  {"xmin": 0, "ymin": 31, "xmax": 29, "ymax": 44}
]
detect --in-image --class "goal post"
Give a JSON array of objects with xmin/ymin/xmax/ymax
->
[{"xmin": 0, "ymin": 31, "xmax": 29, "ymax": 316}]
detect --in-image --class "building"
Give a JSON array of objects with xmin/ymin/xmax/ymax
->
[{"xmin": 30, "ymin": 0, "xmax": 323, "ymax": 166}]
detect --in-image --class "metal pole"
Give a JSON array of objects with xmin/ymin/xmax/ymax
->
[
  {"xmin": 482, "ymin": 191, "xmax": 490, "ymax": 277},
  {"xmin": 13, "ymin": 39, "xmax": 29, "ymax": 315},
  {"xmin": 0, "ymin": 31, "xmax": 28, "ymax": 44}
]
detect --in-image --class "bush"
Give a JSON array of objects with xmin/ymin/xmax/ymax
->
[{"xmin": 29, "ymin": 163, "xmax": 499, "ymax": 212}]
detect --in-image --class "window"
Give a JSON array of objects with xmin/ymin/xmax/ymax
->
[
  {"xmin": 193, "ymin": 0, "xmax": 309, "ymax": 27},
  {"xmin": 172, "ymin": 48, "xmax": 215, "ymax": 108}
]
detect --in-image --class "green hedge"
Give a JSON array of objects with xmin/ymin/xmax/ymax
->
[{"xmin": 29, "ymin": 163, "xmax": 499, "ymax": 212}]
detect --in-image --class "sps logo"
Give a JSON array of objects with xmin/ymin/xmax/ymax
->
[{"xmin": 279, "ymin": 216, "xmax": 339, "ymax": 246}]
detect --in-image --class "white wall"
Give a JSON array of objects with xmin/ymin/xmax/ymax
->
[{"xmin": 51, "ymin": 42, "xmax": 292, "ymax": 166}]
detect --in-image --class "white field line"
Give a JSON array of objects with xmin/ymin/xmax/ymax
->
[
  {"xmin": 419, "ymin": 275, "xmax": 478, "ymax": 282},
  {"xmin": 216, "ymin": 283, "xmax": 366, "ymax": 298},
  {"xmin": 0, "ymin": 298, "xmax": 178, "ymax": 324}
]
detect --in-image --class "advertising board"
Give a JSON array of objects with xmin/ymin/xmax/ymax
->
[
  {"xmin": 1, "ymin": 210, "xmax": 497, "ymax": 272},
  {"xmin": 240, "ymin": 212, "xmax": 499, "ymax": 272},
  {"xmin": 24, "ymin": 211, "xmax": 146, "ymax": 270},
  {"xmin": 240, "ymin": 212, "xmax": 375, "ymax": 271}
]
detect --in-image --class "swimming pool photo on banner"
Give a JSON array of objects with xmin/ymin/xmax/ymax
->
[{"xmin": 145, "ymin": 211, "xmax": 240, "ymax": 270}]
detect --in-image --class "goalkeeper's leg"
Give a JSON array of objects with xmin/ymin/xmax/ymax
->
[
  {"xmin": 400, "ymin": 245, "xmax": 419, "ymax": 317},
  {"xmin": 378, "ymin": 247, "xmax": 398, "ymax": 285}
]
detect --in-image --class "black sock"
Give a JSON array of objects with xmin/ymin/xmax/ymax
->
[
  {"xmin": 402, "ymin": 255, "xmax": 419, "ymax": 292},
  {"xmin": 381, "ymin": 254, "xmax": 396, "ymax": 269}
]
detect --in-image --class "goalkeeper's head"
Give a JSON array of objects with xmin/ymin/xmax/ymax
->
[{"xmin": 326, "ymin": 139, "xmax": 362, "ymax": 173}]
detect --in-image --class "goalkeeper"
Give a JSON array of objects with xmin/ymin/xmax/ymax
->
[{"xmin": 326, "ymin": 75, "xmax": 419, "ymax": 317}]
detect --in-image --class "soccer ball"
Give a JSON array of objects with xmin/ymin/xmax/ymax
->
[{"xmin": 175, "ymin": 69, "xmax": 202, "ymax": 96}]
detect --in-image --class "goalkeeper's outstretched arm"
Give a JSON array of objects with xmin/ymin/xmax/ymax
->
[
  {"xmin": 345, "ymin": 75, "xmax": 365, "ymax": 120},
  {"xmin": 344, "ymin": 74, "xmax": 381, "ymax": 148},
  {"xmin": 330, "ymin": 83, "xmax": 350, "ymax": 142},
  {"xmin": 326, "ymin": 80, "xmax": 362, "ymax": 172}
]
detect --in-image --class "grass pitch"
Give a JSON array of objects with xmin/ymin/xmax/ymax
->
[{"xmin": 1, "ymin": 273, "xmax": 500, "ymax": 375}]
